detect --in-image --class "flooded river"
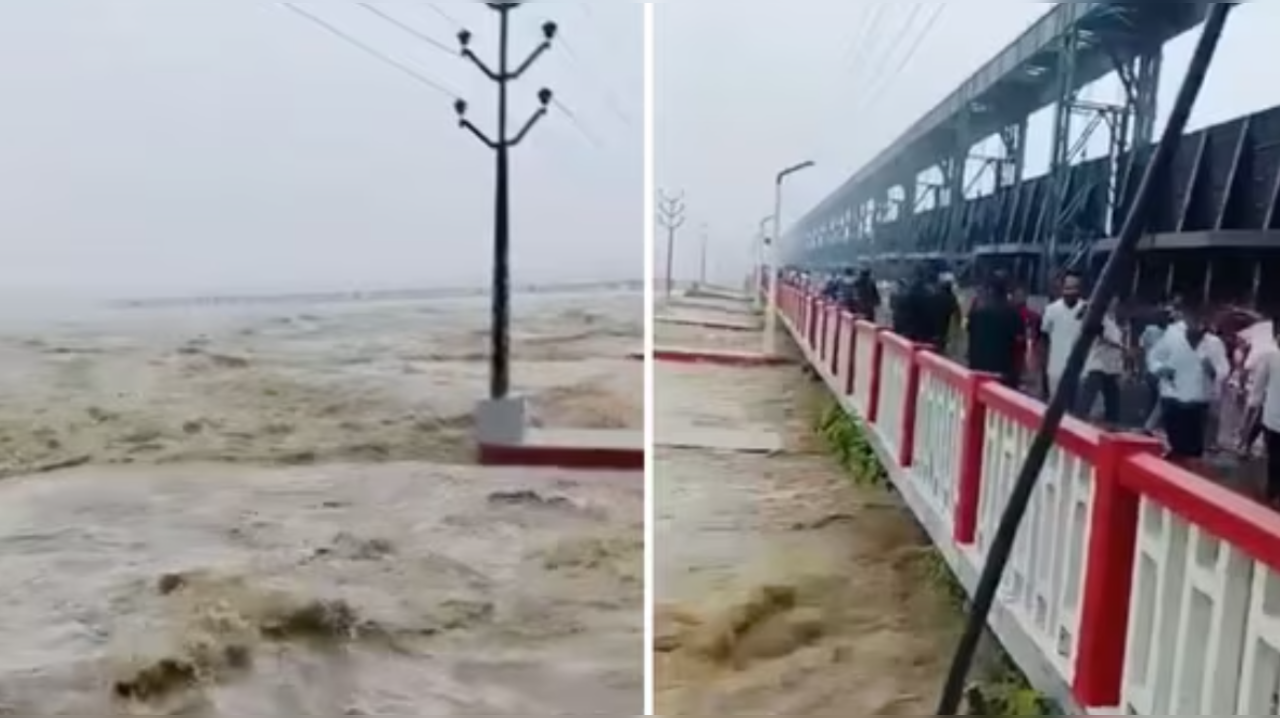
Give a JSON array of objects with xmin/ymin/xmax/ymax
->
[
  {"xmin": 0, "ymin": 291, "xmax": 643, "ymax": 714},
  {"xmin": 653, "ymin": 312, "xmax": 958, "ymax": 714}
]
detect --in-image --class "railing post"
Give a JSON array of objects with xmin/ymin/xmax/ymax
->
[
  {"xmin": 1072, "ymin": 433, "xmax": 1162, "ymax": 708},
  {"xmin": 843, "ymin": 311, "xmax": 858, "ymax": 395},
  {"xmin": 867, "ymin": 328, "xmax": 886, "ymax": 424},
  {"xmin": 898, "ymin": 342, "xmax": 927, "ymax": 467},
  {"xmin": 806, "ymin": 295, "xmax": 820, "ymax": 349},
  {"xmin": 953, "ymin": 371, "xmax": 996, "ymax": 545},
  {"xmin": 830, "ymin": 308, "xmax": 843, "ymax": 376},
  {"xmin": 818, "ymin": 301, "xmax": 831, "ymax": 361}
]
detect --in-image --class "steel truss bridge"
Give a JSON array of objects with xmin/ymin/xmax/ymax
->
[{"xmin": 786, "ymin": 2, "xmax": 1280, "ymax": 306}]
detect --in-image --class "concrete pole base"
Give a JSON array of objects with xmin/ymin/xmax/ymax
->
[{"xmin": 475, "ymin": 395, "xmax": 528, "ymax": 446}]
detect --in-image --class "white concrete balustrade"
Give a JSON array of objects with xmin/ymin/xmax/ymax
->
[
  {"xmin": 910, "ymin": 364, "xmax": 966, "ymax": 531},
  {"xmin": 773, "ymin": 281, "xmax": 1280, "ymax": 715},
  {"xmin": 974, "ymin": 404, "xmax": 1093, "ymax": 682},
  {"xmin": 852, "ymin": 323, "xmax": 877, "ymax": 418},
  {"xmin": 875, "ymin": 340, "xmax": 913, "ymax": 462}
]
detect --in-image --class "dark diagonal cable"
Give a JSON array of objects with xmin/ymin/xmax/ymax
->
[
  {"xmin": 284, "ymin": 3, "xmax": 459, "ymax": 98},
  {"xmin": 360, "ymin": 3, "xmax": 454, "ymax": 55}
]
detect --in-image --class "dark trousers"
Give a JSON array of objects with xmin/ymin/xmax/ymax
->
[
  {"xmin": 1162, "ymin": 399, "xmax": 1209, "ymax": 459},
  {"xmin": 1078, "ymin": 371, "xmax": 1121, "ymax": 425},
  {"xmin": 1265, "ymin": 428, "xmax": 1280, "ymax": 502}
]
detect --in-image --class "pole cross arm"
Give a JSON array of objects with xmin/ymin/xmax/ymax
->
[
  {"xmin": 459, "ymin": 119, "xmax": 499, "ymax": 149},
  {"xmin": 508, "ymin": 106, "xmax": 548, "ymax": 147},
  {"xmin": 509, "ymin": 40, "xmax": 552, "ymax": 81},
  {"xmin": 462, "ymin": 48, "xmax": 501, "ymax": 81}
]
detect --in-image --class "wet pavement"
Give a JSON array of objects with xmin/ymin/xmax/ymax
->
[{"xmin": 653, "ymin": 300, "xmax": 959, "ymax": 715}]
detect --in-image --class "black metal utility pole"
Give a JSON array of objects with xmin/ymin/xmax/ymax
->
[
  {"xmin": 455, "ymin": 3, "xmax": 556, "ymax": 400},
  {"xmin": 657, "ymin": 190, "xmax": 686, "ymax": 298}
]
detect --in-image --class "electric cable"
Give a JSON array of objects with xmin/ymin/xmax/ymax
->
[
  {"xmin": 359, "ymin": 3, "xmax": 454, "ymax": 55},
  {"xmin": 551, "ymin": 97, "xmax": 604, "ymax": 149},
  {"xmin": 853, "ymin": 3, "xmax": 946, "ymax": 122},
  {"xmin": 841, "ymin": 2, "xmax": 891, "ymax": 83},
  {"xmin": 283, "ymin": 3, "xmax": 459, "ymax": 98},
  {"xmin": 836, "ymin": 3, "xmax": 880, "ymax": 69},
  {"xmin": 423, "ymin": 2, "xmax": 461, "ymax": 30},
  {"xmin": 810, "ymin": 3, "xmax": 893, "ymax": 161},
  {"xmin": 555, "ymin": 34, "xmax": 637, "ymax": 129},
  {"xmin": 932, "ymin": 3, "xmax": 1235, "ymax": 713}
]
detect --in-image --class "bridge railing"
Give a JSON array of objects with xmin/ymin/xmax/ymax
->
[{"xmin": 774, "ymin": 279, "xmax": 1280, "ymax": 714}]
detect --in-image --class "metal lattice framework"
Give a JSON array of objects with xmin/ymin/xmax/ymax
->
[{"xmin": 786, "ymin": 2, "xmax": 1242, "ymax": 295}]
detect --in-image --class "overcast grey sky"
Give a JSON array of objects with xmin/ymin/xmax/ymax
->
[
  {"xmin": 657, "ymin": 2, "xmax": 1280, "ymax": 284},
  {"xmin": 0, "ymin": 1, "xmax": 640, "ymax": 297}
]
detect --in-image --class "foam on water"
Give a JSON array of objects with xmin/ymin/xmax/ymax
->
[{"xmin": 0, "ymin": 290, "xmax": 643, "ymax": 714}]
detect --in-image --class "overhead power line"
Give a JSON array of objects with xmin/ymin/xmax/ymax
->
[
  {"xmin": 283, "ymin": 3, "xmax": 459, "ymax": 98},
  {"xmin": 289, "ymin": 2, "xmax": 605, "ymax": 153},
  {"xmin": 854, "ymin": 3, "xmax": 947, "ymax": 120},
  {"xmin": 556, "ymin": 35, "xmax": 636, "ymax": 129},
  {"xmin": 841, "ymin": 3, "xmax": 893, "ymax": 92},
  {"xmin": 359, "ymin": 3, "xmax": 453, "ymax": 55},
  {"xmin": 424, "ymin": 2, "xmax": 462, "ymax": 30},
  {"xmin": 552, "ymin": 97, "xmax": 604, "ymax": 149}
]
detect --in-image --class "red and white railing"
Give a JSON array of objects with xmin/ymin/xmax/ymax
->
[{"xmin": 775, "ymin": 279, "xmax": 1280, "ymax": 714}]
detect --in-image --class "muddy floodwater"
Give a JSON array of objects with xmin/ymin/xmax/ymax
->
[
  {"xmin": 0, "ymin": 292, "xmax": 643, "ymax": 714},
  {"xmin": 653, "ymin": 317, "xmax": 958, "ymax": 715}
]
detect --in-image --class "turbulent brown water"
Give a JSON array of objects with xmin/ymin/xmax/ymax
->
[
  {"xmin": 0, "ymin": 292, "xmax": 643, "ymax": 714},
  {"xmin": 652, "ymin": 317, "xmax": 959, "ymax": 715}
]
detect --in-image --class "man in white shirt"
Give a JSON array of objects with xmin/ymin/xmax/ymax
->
[
  {"xmin": 1040, "ymin": 271, "xmax": 1087, "ymax": 401},
  {"xmin": 1246, "ymin": 320, "xmax": 1280, "ymax": 505},
  {"xmin": 1148, "ymin": 307, "xmax": 1230, "ymax": 461},
  {"xmin": 1138, "ymin": 311, "xmax": 1172, "ymax": 433},
  {"xmin": 1076, "ymin": 297, "xmax": 1125, "ymax": 425}
]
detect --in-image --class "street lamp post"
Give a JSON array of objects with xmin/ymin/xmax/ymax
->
[
  {"xmin": 765, "ymin": 160, "xmax": 815, "ymax": 355},
  {"xmin": 752, "ymin": 214, "xmax": 771, "ymax": 309}
]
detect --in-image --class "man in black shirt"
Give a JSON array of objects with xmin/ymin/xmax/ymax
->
[
  {"xmin": 852, "ymin": 268, "xmax": 881, "ymax": 319},
  {"xmin": 893, "ymin": 268, "xmax": 934, "ymax": 344},
  {"xmin": 967, "ymin": 275, "xmax": 1024, "ymax": 388}
]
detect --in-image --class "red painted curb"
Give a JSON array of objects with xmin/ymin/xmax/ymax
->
[
  {"xmin": 656, "ymin": 317, "xmax": 760, "ymax": 332},
  {"xmin": 628, "ymin": 348, "xmax": 793, "ymax": 367},
  {"xmin": 477, "ymin": 443, "xmax": 644, "ymax": 471}
]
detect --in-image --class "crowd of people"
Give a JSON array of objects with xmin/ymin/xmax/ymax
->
[{"xmin": 790, "ymin": 264, "xmax": 1280, "ymax": 508}]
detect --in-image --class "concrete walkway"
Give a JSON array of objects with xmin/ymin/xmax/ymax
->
[{"xmin": 652, "ymin": 313, "xmax": 959, "ymax": 715}]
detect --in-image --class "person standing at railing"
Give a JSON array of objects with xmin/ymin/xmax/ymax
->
[
  {"xmin": 924, "ymin": 273, "xmax": 961, "ymax": 352},
  {"xmin": 966, "ymin": 274, "xmax": 1023, "ymax": 388},
  {"xmin": 1076, "ymin": 297, "xmax": 1125, "ymax": 426},
  {"xmin": 1011, "ymin": 286, "xmax": 1042, "ymax": 393},
  {"xmin": 852, "ymin": 267, "xmax": 881, "ymax": 319},
  {"xmin": 1245, "ymin": 317, "xmax": 1280, "ymax": 507},
  {"xmin": 827, "ymin": 267, "xmax": 851, "ymax": 308},
  {"xmin": 892, "ymin": 268, "xmax": 933, "ymax": 343},
  {"xmin": 1040, "ymin": 270, "xmax": 1087, "ymax": 403},
  {"xmin": 1147, "ymin": 307, "xmax": 1230, "ymax": 461},
  {"xmin": 820, "ymin": 271, "xmax": 841, "ymax": 302},
  {"xmin": 1137, "ymin": 309, "xmax": 1172, "ymax": 434}
]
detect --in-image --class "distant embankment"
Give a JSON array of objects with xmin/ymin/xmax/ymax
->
[{"xmin": 110, "ymin": 279, "xmax": 646, "ymax": 310}]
